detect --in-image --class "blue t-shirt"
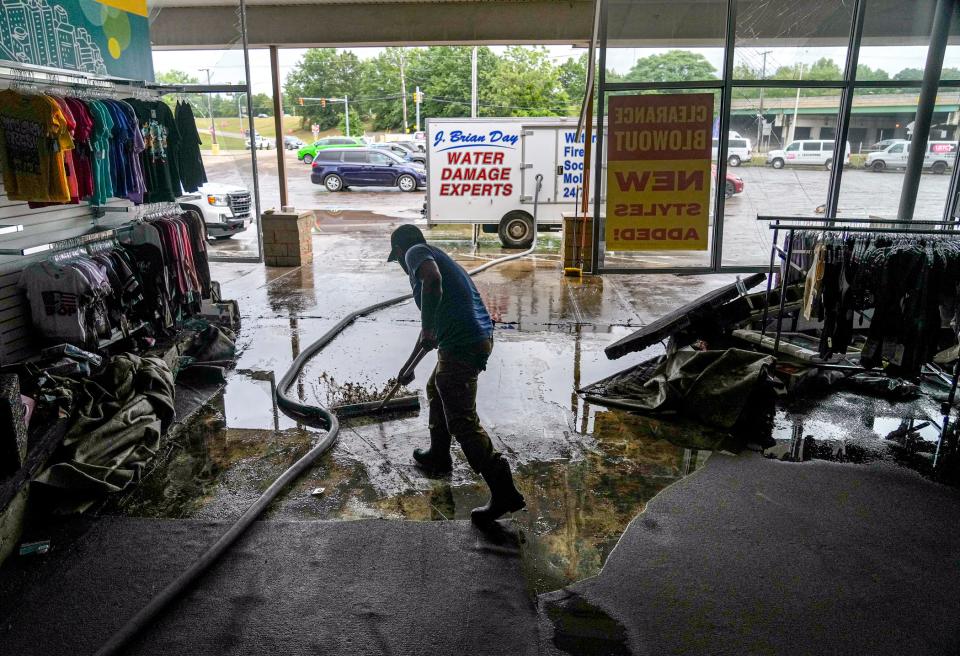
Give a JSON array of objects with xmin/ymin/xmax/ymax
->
[{"xmin": 405, "ymin": 244, "xmax": 493, "ymax": 350}]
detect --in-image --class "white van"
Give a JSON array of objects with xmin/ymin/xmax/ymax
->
[
  {"xmin": 864, "ymin": 140, "xmax": 956, "ymax": 174},
  {"xmin": 766, "ymin": 140, "xmax": 851, "ymax": 170},
  {"xmin": 712, "ymin": 137, "xmax": 752, "ymax": 167}
]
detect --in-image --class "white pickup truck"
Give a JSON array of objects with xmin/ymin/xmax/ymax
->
[{"xmin": 179, "ymin": 182, "xmax": 254, "ymax": 239}]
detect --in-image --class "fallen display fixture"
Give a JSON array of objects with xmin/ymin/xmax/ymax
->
[{"xmin": 604, "ymin": 272, "xmax": 766, "ymax": 360}]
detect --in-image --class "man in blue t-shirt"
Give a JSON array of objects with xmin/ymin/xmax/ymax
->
[{"xmin": 388, "ymin": 224, "xmax": 525, "ymax": 527}]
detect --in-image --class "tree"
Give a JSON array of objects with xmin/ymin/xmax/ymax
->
[
  {"xmin": 623, "ymin": 50, "xmax": 717, "ymax": 84},
  {"xmin": 558, "ymin": 54, "xmax": 588, "ymax": 107},
  {"xmin": 155, "ymin": 70, "xmax": 203, "ymax": 113},
  {"xmin": 483, "ymin": 46, "xmax": 571, "ymax": 116},
  {"xmin": 405, "ymin": 46, "xmax": 499, "ymax": 120},
  {"xmin": 284, "ymin": 50, "xmax": 368, "ymax": 130},
  {"xmin": 250, "ymin": 93, "xmax": 274, "ymax": 117},
  {"xmin": 337, "ymin": 105, "xmax": 363, "ymax": 137},
  {"xmin": 894, "ymin": 67, "xmax": 924, "ymax": 81}
]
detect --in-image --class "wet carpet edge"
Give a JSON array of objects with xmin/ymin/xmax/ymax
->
[
  {"xmin": 538, "ymin": 452, "xmax": 960, "ymax": 656},
  {"xmin": 0, "ymin": 518, "xmax": 539, "ymax": 656}
]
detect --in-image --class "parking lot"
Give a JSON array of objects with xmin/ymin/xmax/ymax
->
[{"xmin": 204, "ymin": 150, "xmax": 954, "ymax": 266}]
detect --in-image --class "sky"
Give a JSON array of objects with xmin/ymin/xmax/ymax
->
[{"xmin": 151, "ymin": 44, "xmax": 956, "ymax": 95}]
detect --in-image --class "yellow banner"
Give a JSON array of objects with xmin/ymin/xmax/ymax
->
[
  {"xmin": 605, "ymin": 93, "xmax": 714, "ymax": 252},
  {"xmin": 606, "ymin": 159, "xmax": 712, "ymax": 251},
  {"xmin": 96, "ymin": 0, "xmax": 148, "ymax": 18}
]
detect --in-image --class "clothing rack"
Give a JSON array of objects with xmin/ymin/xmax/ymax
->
[
  {"xmin": 759, "ymin": 215, "xmax": 960, "ymax": 466},
  {"xmin": 758, "ymin": 215, "xmax": 960, "ymax": 353}
]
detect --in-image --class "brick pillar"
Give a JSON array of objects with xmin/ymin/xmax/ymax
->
[{"xmin": 262, "ymin": 210, "xmax": 314, "ymax": 267}]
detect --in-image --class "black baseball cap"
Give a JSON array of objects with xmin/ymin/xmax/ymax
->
[{"xmin": 387, "ymin": 224, "xmax": 426, "ymax": 262}]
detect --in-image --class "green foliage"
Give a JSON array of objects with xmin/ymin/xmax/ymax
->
[
  {"xmin": 337, "ymin": 105, "xmax": 363, "ymax": 136},
  {"xmin": 285, "ymin": 49, "xmax": 367, "ymax": 130},
  {"xmin": 558, "ymin": 54, "xmax": 588, "ymax": 106},
  {"xmin": 482, "ymin": 46, "xmax": 572, "ymax": 116},
  {"xmin": 623, "ymin": 50, "xmax": 717, "ymax": 84}
]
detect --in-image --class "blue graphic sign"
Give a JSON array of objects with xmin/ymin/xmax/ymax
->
[
  {"xmin": 432, "ymin": 129, "xmax": 520, "ymax": 151},
  {"xmin": 0, "ymin": 0, "xmax": 153, "ymax": 81}
]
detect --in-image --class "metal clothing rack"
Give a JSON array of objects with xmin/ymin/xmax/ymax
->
[
  {"xmin": 758, "ymin": 215, "xmax": 960, "ymax": 468},
  {"xmin": 757, "ymin": 215, "xmax": 960, "ymax": 353}
]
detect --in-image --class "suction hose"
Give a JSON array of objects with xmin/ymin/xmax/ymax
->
[{"xmin": 95, "ymin": 174, "xmax": 543, "ymax": 656}]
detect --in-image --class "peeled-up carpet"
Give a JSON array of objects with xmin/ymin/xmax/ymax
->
[
  {"xmin": 539, "ymin": 452, "xmax": 960, "ymax": 656},
  {"xmin": 0, "ymin": 517, "xmax": 538, "ymax": 655}
]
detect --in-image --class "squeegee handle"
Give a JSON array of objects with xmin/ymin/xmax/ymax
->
[{"xmin": 378, "ymin": 346, "xmax": 431, "ymax": 410}]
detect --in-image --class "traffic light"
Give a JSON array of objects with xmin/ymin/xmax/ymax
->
[
  {"xmin": 298, "ymin": 97, "xmax": 304, "ymax": 106},
  {"xmin": 321, "ymin": 98, "xmax": 326, "ymax": 108}
]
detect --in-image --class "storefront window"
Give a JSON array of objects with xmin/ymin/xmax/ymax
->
[
  {"xmin": 722, "ymin": 87, "xmax": 840, "ymax": 267},
  {"xmin": 734, "ymin": 0, "xmax": 854, "ymax": 82}
]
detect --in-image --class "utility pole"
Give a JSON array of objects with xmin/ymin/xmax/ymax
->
[
  {"xmin": 399, "ymin": 51, "xmax": 409, "ymax": 133},
  {"xmin": 789, "ymin": 62, "xmax": 804, "ymax": 143},
  {"xmin": 199, "ymin": 68, "xmax": 217, "ymax": 148},
  {"xmin": 344, "ymin": 94, "xmax": 350, "ymax": 136},
  {"xmin": 415, "ymin": 85, "xmax": 421, "ymax": 132},
  {"xmin": 757, "ymin": 50, "xmax": 771, "ymax": 151},
  {"xmin": 471, "ymin": 46, "xmax": 478, "ymax": 118}
]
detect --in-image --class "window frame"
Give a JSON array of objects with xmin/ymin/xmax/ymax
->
[{"xmin": 591, "ymin": 0, "xmax": 960, "ymax": 275}]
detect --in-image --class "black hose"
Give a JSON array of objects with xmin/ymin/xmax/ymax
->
[{"xmin": 94, "ymin": 175, "xmax": 544, "ymax": 656}]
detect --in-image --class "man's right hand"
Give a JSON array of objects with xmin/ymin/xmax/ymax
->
[{"xmin": 398, "ymin": 369, "xmax": 415, "ymax": 386}]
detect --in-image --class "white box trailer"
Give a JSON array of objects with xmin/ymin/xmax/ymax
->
[{"xmin": 425, "ymin": 117, "xmax": 603, "ymax": 247}]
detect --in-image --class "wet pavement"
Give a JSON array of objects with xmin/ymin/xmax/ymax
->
[
  {"xmin": 105, "ymin": 220, "xmax": 960, "ymax": 602},
  {"xmin": 7, "ymin": 221, "xmax": 960, "ymax": 654},
  {"xmin": 112, "ymin": 224, "xmax": 740, "ymax": 594}
]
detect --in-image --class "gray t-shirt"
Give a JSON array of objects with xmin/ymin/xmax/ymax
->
[{"xmin": 20, "ymin": 261, "xmax": 93, "ymax": 344}]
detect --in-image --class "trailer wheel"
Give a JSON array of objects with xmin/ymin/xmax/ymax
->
[
  {"xmin": 932, "ymin": 161, "xmax": 948, "ymax": 174},
  {"xmin": 498, "ymin": 211, "xmax": 535, "ymax": 249}
]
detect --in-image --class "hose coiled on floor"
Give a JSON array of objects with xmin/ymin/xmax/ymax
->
[{"xmin": 95, "ymin": 175, "xmax": 543, "ymax": 656}]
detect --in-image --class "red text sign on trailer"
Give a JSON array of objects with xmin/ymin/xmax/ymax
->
[{"xmin": 606, "ymin": 93, "xmax": 714, "ymax": 251}]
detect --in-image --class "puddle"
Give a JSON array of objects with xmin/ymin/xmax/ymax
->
[
  {"xmin": 106, "ymin": 378, "xmax": 715, "ymax": 595},
  {"xmin": 542, "ymin": 590, "xmax": 631, "ymax": 656}
]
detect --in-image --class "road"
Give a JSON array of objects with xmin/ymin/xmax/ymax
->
[{"xmin": 203, "ymin": 150, "xmax": 954, "ymax": 264}]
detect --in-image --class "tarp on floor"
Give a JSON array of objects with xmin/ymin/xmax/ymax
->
[{"xmin": 581, "ymin": 349, "xmax": 778, "ymax": 429}]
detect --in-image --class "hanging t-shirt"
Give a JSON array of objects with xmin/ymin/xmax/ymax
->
[
  {"xmin": 64, "ymin": 97, "xmax": 95, "ymax": 200},
  {"xmin": 86, "ymin": 100, "xmax": 115, "ymax": 206},
  {"xmin": 175, "ymin": 101, "xmax": 207, "ymax": 193},
  {"xmin": 114, "ymin": 101, "xmax": 147, "ymax": 204},
  {"xmin": 125, "ymin": 98, "xmax": 175, "ymax": 203},
  {"xmin": 157, "ymin": 102, "xmax": 183, "ymax": 197},
  {"xmin": 0, "ymin": 90, "xmax": 74, "ymax": 202},
  {"xmin": 19, "ymin": 260, "xmax": 92, "ymax": 345}
]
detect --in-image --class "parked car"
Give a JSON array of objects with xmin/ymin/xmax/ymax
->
[
  {"xmin": 712, "ymin": 137, "xmax": 753, "ymax": 167},
  {"xmin": 297, "ymin": 136, "xmax": 364, "ymax": 164},
  {"xmin": 396, "ymin": 139, "xmax": 425, "ymax": 154},
  {"xmin": 867, "ymin": 138, "xmax": 902, "ymax": 152},
  {"xmin": 310, "ymin": 148, "xmax": 427, "ymax": 192},
  {"xmin": 865, "ymin": 140, "xmax": 956, "ymax": 173},
  {"xmin": 256, "ymin": 113, "xmax": 269, "ymax": 118},
  {"xmin": 245, "ymin": 132, "xmax": 275, "ymax": 150},
  {"xmin": 179, "ymin": 183, "xmax": 254, "ymax": 239},
  {"xmin": 713, "ymin": 164, "xmax": 744, "ymax": 198},
  {"xmin": 766, "ymin": 140, "xmax": 851, "ymax": 170},
  {"xmin": 283, "ymin": 136, "xmax": 304, "ymax": 150},
  {"xmin": 371, "ymin": 142, "xmax": 426, "ymax": 164}
]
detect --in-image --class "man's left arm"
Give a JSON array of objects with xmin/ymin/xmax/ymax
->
[{"xmin": 416, "ymin": 259, "xmax": 442, "ymax": 350}]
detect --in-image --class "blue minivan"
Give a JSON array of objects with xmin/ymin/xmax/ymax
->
[{"xmin": 310, "ymin": 148, "xmax": 427, "ymax": 192}]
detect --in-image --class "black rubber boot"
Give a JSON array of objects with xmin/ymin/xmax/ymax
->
[
  {"xmin": 471, "ymin": 456, "xmax": 526, "ymax": 527},
  {"xmin": 413, "ymin": 446, "xmax": 453, "ymax": 475}
]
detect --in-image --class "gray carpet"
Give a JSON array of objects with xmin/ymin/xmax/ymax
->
[
  {"xmin": 0, "ymin": 517, "xmax": 538, "ymax": 655},
  {"xmin": 540, "ymin": 453, "xmax": 960, "ymax": 656}
]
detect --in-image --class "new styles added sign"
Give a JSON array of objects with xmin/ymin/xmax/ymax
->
[{"xmin": 606, "ymin": 93, "xmax": 714, "ymax": 251}]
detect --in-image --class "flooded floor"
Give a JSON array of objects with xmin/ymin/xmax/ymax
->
[{"xmin": 107, "ymin": 221, "xmax": 957, "ymax": 596}]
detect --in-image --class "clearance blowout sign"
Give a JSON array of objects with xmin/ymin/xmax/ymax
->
[{"xmin": 606, "ymin": 93, "xmax": 713, "ymax": 251}]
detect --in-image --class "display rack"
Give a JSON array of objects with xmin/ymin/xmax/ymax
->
[{"xmin": 757, "ymin": 214, "xmax": 960, "ymax": 466}]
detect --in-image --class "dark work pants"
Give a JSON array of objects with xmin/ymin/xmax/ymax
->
[{"xmin": 425, "ymin": 338, "xmax": 496, "ymax": 473}]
